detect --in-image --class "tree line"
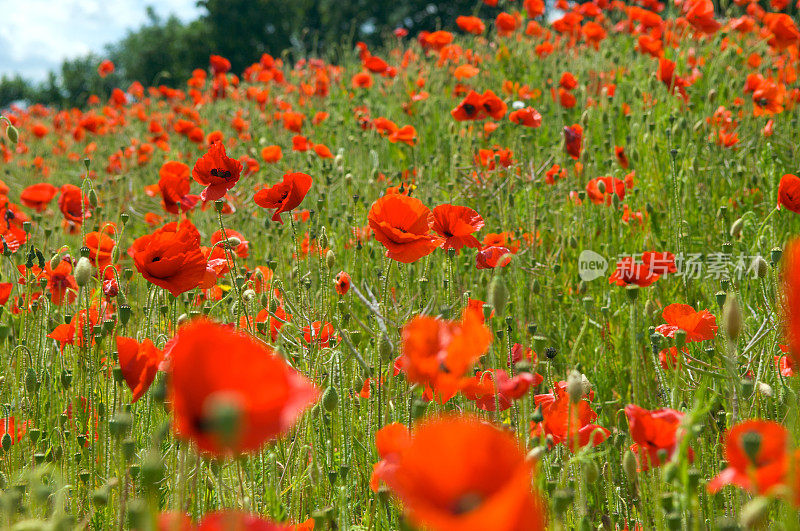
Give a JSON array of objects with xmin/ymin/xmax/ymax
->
[{"xmin": 0, "ymin": 0, "xmax": 492, "ymax": 109}]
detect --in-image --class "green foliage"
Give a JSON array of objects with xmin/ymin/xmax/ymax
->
[{"xmin": 0, "ymin": 0, "xmax": 494, "ymax": 109}]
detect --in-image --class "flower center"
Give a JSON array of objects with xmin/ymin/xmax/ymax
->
[
  {"xmin": 452, "ymin": 492, "xmax": 483, "ymax": 515},
  {"xmin": 210, "ymin": 168, "xmax": 233, "ymax": 180}
]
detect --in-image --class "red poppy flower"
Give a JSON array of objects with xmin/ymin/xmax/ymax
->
[
  {"xmin": 130, "ymin": 220, "xmax": 207, "ymax": 297},
  {"xmin": 431, "ymin": 204, "xmax": 484, "ymax": 251},
  {"xmin": 456, "ymin": 16, "xmax": 486, "ymax": 35},
  {"xmin": 0, "ymin": 283, "xmax": 12, "ymax": 306},
  {"xmin": 462, "ymin": 369, "xmax": 542, "ymax": 411},
  {"xmin": 608, "ymin": 257, "xmax": 659, "ymax": 287},
  {"xmin": 20, "ymin": 183, "xmax": 58, "ymax": 212},
  {"xmin": 708, "ymin": 420, "xmax": 789, "ymax": 496},
  {"xmin": 45, "ymin": 260, "xmax": 78, "ymax": 305},
  {"xmin": 155, "ymin": 161, "xmax": 199, "ymax": 214},
  {"xmin": 85, "ymin": 230, "xmax": 116, "ymax": 272},
  {"xmin": 655, "ymin": 303, "xmax": 718, "ymax": 342},
  {"xmin": 614, "ymin": 146, "xmax": 630, "ymax": 168},
  {"xmin": 58, "ymin": 184, "xmax": 90, "ymax": 224},
  {"xmin": 626, "ymin": 404, "xmax": 688, "ymax": 470},
  {"xmin": 209, "ymin": 55, "xmax": 231, "ymax": 75},
  {"xmin": 302, "ymin": 321, "xmax": 337, "ymax": 348},
  {"xmin": 253, "ymin": 172, "xmax": 313, "ymax": 224},
  {"xmin": 642, "ymin": 251, "xmax": 677, "ymax": 275},
  {"xmin": 778, "ymin": 174, "xmax": 800, "ymax": 213},
  {"xmin": 782, "ymin": 239, "xmax": 800, "ymax": 363},
  {"xmin": 368, "ymin": 194, "xmax": 441, "ymax": 264},
  {"xmin": 451, "ymin": 90, "xmax": 486, "ymax": 121},
  {"xmin": 586, "ymin": 176, "xmax": 625, "ymax": 205},
  {"xmin": 509, "ymin": 107, "xmax": 542, "ymax": 127},
  {"xmin": 211, "ymin": 228, "xmax": 249, "ymax": 258},
  {"xmin": 476, "ymin": 246, "xmax": 513, "ymax": 270},
  {"xmin": 399, "ymin": 307, "xmax": 492, "ymax": 401},
  {"xmin": 372, "ymin": 416, "xmax": 546, "ymax": 531},
  {"xmin": 334, "ymin": 271, "xmax": 351, "ymax": 295},
  {"xmin": 564, "ymin": 124, "xmax": 583, "ymax": 159},
  {"xmin": 531, "ymin": 381, "xmax": 609, "ymax": 450},
  {"xmin": 686, "ymin": 0, "xmax": 721, "ymax": 34},
  {"xmin": 97, "ymin": 59, "xmax": 114, "ymax": 77},
  {"xmin": 480, "ymin": 90, "xmax": 508, "ymax": 120},
  {"xmin": 168, "ymin": 319, "xmax": 318, "ymax": 455},
  {"xmin": 115, "ymin": 336, "xmax": 165, "ymax": 403},
  {"xmin": 192, "ymin": 142, "xmax": 244, "ymax": 201}
]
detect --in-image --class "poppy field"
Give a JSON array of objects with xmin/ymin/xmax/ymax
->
[{"xmin": 3, "ymin": 0, "xmax": 800, "ymax": 529}]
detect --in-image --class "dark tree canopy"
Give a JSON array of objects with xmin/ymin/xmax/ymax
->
[{"xmin": 0, "ymin": 0, "xmax": 496, "ymax": 108}]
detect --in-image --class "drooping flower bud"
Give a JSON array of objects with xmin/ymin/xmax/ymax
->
[{"xmin": 75, "ymin": 257, "xmax": 92, "ymax": 287}]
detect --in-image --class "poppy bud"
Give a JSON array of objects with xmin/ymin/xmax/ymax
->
[
  {"xmin": 25, "ymin": 367, "xmax": 38, "ymax": 395},
  {"xmin": 722, "ymin": 293, "xmax": 742, "ymax": 340},
  {"xmin": 644, "ymin": 299, "xmax": 657, "ymax": 319},
  {"xmin": 488, "ymin": 276, "xmax": 508, "ymax": 315},
  {"xmin": 596, "ymin": 180, "xmax": 607, "ymax": 194},
  {"xmin": 326, "ymin": 249, "xmax": 335, "ymax": 269},
  {"xmin": 1, "ymin": 433, "xmax": 10, "ymax": 452},
  {"xmin": 5, "ymin": 124, "xmax": 17, "ymax": 144},
  {"xmin": 318, "ymin": 226, "xmax": 328, "ymax": 250},
  {"xmin": 583, "ymin": 461, "xmax": 600, "ymax": 484},
  {"xmin": 321, "ymin": 387, "xmax": 338, "ymax": 412},
  {"xmin": 750, "ymin": 256, "xmax": 768, "ymax": 279},
  {"xmin": 49, "ymin": 253, "xmax": 62, "ymax": 270},
  {"xmin": 741, "ymin": 430, "xmax": 761, "ymax": 464},
  {"xmin": 757, "ymin": 382, "xmax": 773, "ymax": 397},
  {"xmin": 622, "ymin": 450, "xmax": 638, "ymax": 482},
  {"xmin": 88, "ymin": 189, "xmax": 98, "ymax": 208},
  {"xmin": 242, "ymin": 289, "xmax": 256, "ymax": 303},
  {"xmin": 75, "ymin": 257, "xmax": 92, "ymax": 287},
  {"xmin": 729, "ymin": 217, "xmax": 744, "ymax": 238},
  {"xmin": 567, "ymin": 370, "xmax": 583, "ymax": 403},
  {"xmin": 552, "ymin": 489, "xmax": 574, "ymax": 516}
]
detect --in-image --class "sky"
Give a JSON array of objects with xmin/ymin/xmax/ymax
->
[{"xmin": 0, "ymin": 0, "xmax": 204, "ymax": 81}]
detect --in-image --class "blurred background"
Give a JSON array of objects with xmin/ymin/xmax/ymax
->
[{"xmin": 0, "ymin": 0, "xmax": 504, "ymax": 108}]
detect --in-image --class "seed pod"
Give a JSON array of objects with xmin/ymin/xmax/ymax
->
[
  {"xmin": 378, "ymin": 334, "xmax": 393, "ymax": 362},
  {"xmin": 488, "ymin": 276, "xmax": 508, "ymax": 315},
  {"xmin": 622, "ymin": 450, "xmax": 638, "ymax": 482},
  {"xmin": 750, "ymin": 255, "xmax": 768, "ymax": 279},
  {"xmin": 730, "ymin": 217, "xmax": 744, "ymax": 238},
  {"xmin": 722, "ymin": 293, "xmax": 743, "ymax": 340}
]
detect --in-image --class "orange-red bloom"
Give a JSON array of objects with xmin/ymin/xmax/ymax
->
[
  {"xmin": 432, "ymin": 204, "xmax": 484, "ymax": 251},
  {"xmin": 626, "ymin": 404, "xmax": 688, "ymax": 470},
  {"xmin": 253, "ymin": 172, "xmax": 313, "ymax": 224},
  {"xmin": 168, "ymin": 319, "xmax": 318, "ymax": 455},
  {"xmin": 778, "ymin": 174, "xmax": 800, "ymax": 213},
  {"xmin": 368, "ymin": 194, "xmax": 441, "ymax": 263},
  {"xmin": 20, "ymin": 183, "xmax": 58, "ymax": 212},
  {"xmin": 531, "ymin": 381, "xmax": 609, "ymax": 450},
  {"xmin": 564, "ymin": 124, "xmax": 583, "ymax": 159},
  {"xmin": 372, "ymin": 417, "xmax": 546, "ymax": 531},
  {"xmin": 58, "ymin": 184, "xmax": 89, "ymax": 224},
  {"xmin": 116, "ymin": 336, "xmax": 165, "ymax": 403},
  {"xmin": 130, "ymin": 220, "xmax": 207, "ymax": 297},
  {"xmin": 708, "ymin": 420, "xmax": 789, "ymax": 496},
  {"xmin": 399, "ymin": 307, "xmax": 491, "ymax": 401},
  {"xmin": 655, "ymin": 303, "xmax": 718, "ymax": 342},
  {"xmin": 192, "ymin": 142, "xmax": 243, "ymax": 201}
]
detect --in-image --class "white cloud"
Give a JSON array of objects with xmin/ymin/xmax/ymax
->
[{"xmin": 0, "ymin": 0, "xmax": 203, "ymax": 80}]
